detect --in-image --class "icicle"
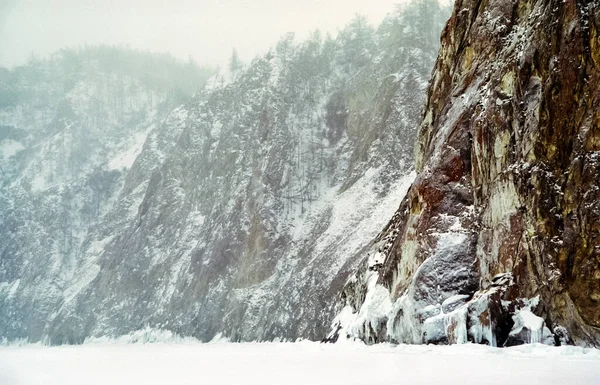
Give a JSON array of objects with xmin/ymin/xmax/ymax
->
[
  {"xmin": 510, "ymin": 310, "xmax": 544, "ymax": 344},
  {"xmin": 444, "ymin": 307, "xmax": 468, "ymax": 344}
]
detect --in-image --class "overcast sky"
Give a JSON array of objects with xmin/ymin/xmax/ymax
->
[{"xmin": 0, "ymin": 0, "xmax": 414, "ymax": 69}]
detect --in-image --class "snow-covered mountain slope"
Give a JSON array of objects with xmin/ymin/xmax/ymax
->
[
  {"xmin": 0, "ymin": 47, "xmax": 213, "ymax": 342},
  {"xmin": 330, "ymin": 0, "xmax": 600, "ymax": 348},
  {"xmin": 0, "ymin": 1, "xmax": 452, "ymax": 344}
]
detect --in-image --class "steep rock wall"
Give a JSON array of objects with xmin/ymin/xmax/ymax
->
[{"xmin": 332, "ymin": 0, "xmax": 600, "ymax": 347}]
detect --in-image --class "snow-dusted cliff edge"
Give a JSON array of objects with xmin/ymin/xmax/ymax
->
[{"xmin": 330, "ymin": 0, "xmax": 600, "ymax": 347}]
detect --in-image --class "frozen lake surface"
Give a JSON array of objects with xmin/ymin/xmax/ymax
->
[{"xmin": 1, "ymin": 341, "xmax": 599, "ymax": 385}]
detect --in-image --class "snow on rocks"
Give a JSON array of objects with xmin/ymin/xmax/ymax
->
[
  {"xmin": 505, "ymin": 297, "xmax": 554, "ymax": 346},
  {"xmin": 332, "ymin": 260, "xmax": 566, "ymax": 349}
]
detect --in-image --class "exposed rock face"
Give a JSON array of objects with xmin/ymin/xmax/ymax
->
[{"xmin": 331, "ymin": 0, "xmax": 600, "ymax": 347}]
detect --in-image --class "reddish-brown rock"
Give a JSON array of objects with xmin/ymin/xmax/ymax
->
[{"xmin": 333, "ymin": 0, "xmax": 600, "ymax": 347}]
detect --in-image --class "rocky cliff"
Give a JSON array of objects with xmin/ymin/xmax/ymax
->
[
  {"xmin": 0, "ymin": 2, "xmax": 450, "ymax": 344},
  {"xmin": 331, "ymin": 0, "xmax": 600, "ymax": 347}
]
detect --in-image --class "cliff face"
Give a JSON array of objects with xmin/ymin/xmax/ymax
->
[
  {"xmin": 46, "ymin": 4, "xmax": 449, "ymax": 344},
  {"xmin": 332, "ymin": 0, "xmax": 600, "ymax": 347},
  {"xmin": 1, "ymin": 2, "xmax": 450, "ymax": 344}
]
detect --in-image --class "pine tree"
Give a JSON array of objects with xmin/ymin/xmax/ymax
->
[{"xmin": 229, "ymin": 49, "xmax": 242, "ymax": 76}]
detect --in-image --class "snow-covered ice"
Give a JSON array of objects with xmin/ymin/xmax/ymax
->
[{"xmin": 0, "ymin": 342, "xmax": 599, "ymax": 385}]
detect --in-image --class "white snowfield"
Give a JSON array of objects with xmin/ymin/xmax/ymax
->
[{"xmin": 1, "ymin": 342, "xmax": 599, "ymax": 385}]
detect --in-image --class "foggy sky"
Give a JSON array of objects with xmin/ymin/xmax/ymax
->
[{"xmin": 0, "ymin": 0, "xmax": 411, "ymax": 69}]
